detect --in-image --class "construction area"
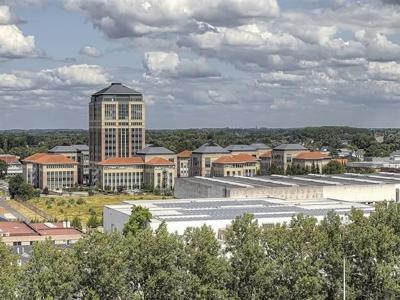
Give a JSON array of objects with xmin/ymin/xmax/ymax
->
[{"xmin": 174, "ymin": 173, "xmax": 400, "ymax": 203}]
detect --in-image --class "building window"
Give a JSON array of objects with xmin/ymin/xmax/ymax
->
[
  {"xmin": 205, "ymin": 158, "xmax": 211, "ymax": 168},
  {"xmin": 118, "ymin": 103, "xmax": 129, "ymax": 120},
  {"xmin": 131, "ymin": 104, "xmax": 142, "ymax": 120},
  {"xmin": 105, "ymin": 104, "xmax": 117, "ymax": 120}
]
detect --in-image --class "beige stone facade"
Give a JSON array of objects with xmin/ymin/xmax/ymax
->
[
  {"xmin": 22, "ymin": 153, "xmax": 78, "ymax": 191},
  {"xmin": 89, "ymin": 83, "xmax": 145, "ymax": 184}
]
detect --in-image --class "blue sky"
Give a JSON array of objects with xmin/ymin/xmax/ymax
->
[{"xmin": 1, "ymin": 0, "xmax": 400, "ymax": 129}]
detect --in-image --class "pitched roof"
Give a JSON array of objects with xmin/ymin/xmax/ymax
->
[
  {"xmin": 22, "ymin": 153, "xmax": 48, "ymax": 163},
  {"xmin": 71, "ymin": 144, "xmax": 89, "ymax": 151},
  {"xmin": 0, "ymin": 155, "xmax": 19, "ymax": 165},
  {"xmin": 98, "ymin": 157, "xmax": 144, "ymax": 166},
  {"xmin": 23, "ymin": 153, "xmax": 76, "ymax": 165},
  {"xmin": 213, "ymin": 153, "xmax": 258, "ymax": 164},
  {"xmin": 193, "ymin": 143, "xmax": 230, "ymax": 154},
  {"xmin": 92, "ymin": 83, "xmax": 141, "ymax": 96},
  {"xmin": 177, "ymin": 150, "xmax": 192, "ymax": 158},
  {"xmin": 250, "ymin": 143, "xmax": 271, "ymax": 150},
  {"xmin": 137, "ymin": 146, "xmax": 175, "ymax": 155},
  {"xmin": 225, "ymin": 145, "xmax": 256, "ymax": 152},
  {"xmin": 274, "ymin": 144, "xmax": 308, "ymax": 151},
  {"xmin": 48, "ymin": 146, "xmax": 77, "ymax": 153},
  {"xmin": 294, "ymin": 151, "xmax": 330, "ymax": 160},
  {"xmin": 146, "ymin": 157, "xmax": 175, "ymax": 166},
  {"xmin": 259, "ymin": 150, "xmax": 273, "ymax": 158}
]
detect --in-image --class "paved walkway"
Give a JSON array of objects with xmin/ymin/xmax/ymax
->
[{"xmin": 0, "ymin": 197, "xmax": 29, "ymax": 222}]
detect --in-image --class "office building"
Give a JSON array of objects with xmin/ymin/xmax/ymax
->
[
  {"xmin": 0, "ymin": 154, "xmax": 22, "ymax": 176},
  {"xmin": 22, "ymin": 153, "xmax": 78, "ymax": 190},
  {"xmin": 96, "ymin": 146, "xmax": 176, "ymax": 191},
  {"xmin": 177, "ymin": 150, "xmax": 192, "ymax": 177},
  {"xmin": 89, "ymin": 83, "xmax": 145, "ymax": 183},
  {"xmin": 191, "ymin": 143, "xmax": 230, "ymax": 177},
  {"xmin": 48, "ymin": 145, "xmax": 89, "ymax": 185}
]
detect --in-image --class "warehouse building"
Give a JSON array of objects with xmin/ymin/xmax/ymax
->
[
  {"xmin": 103, "ymin": 198, "xmax": 374, "ymax": 236},
  {"xmin": 174, "ymin": 173, "xmax": 400, "ymax": 203}
]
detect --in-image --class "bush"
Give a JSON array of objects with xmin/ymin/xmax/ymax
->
[{"xmin": 77, "ymin": 198, "xmax": 86, "ymax": 205}]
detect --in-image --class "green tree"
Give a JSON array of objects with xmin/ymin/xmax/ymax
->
[
  {"xmin": 322, "ymin": 160, "xmax": 345, "ymax": 174},
  {"xmin": 0, "ymin": 160, "xmax": 7, "ymax": 179},
  {"xmin": 18, "ymin": 239, "xmax": 78, "ymax": 299},
  {"xmin": 86, "ymin": 214, "xmax": 100, "ymax": 229},
  {"xmin": 183, "ymin": 225, "xmax": 230, "ymax": 298},
  {"xmin": 123, "ymin": 206, "xmax": 152, "ymax": 236},
  {"xmin": 0, "ymin": 240, "xmax": 19, "ymax": 299},
  {"xmin": 224, "ymin": 214, "xmax": 266, "ymax": 299},
  {"xmin": 74, "ymin": 232, "xmax": 131, "ymax": 299},
  {"xmin": 71, "ymin": 216, "xmax": 82, "ymax": 230}
]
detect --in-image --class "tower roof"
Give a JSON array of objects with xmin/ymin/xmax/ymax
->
[{"xmin": 92, "ymin": 83, "xmax": 141, "ymax": 96}]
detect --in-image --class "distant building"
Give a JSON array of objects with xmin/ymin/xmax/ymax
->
[
  {"xmin": 22, "ymin": 153, "xmax": 78, "ymax": 191},
  {"xmin": 292, "ymin": 152, "xmax": 331, "ymax": 172},
  {"xmin": 48, "ymin": 145, "xmax": 89, "ymax": 185},
  {"xmin": 191, "ymin": 143, "xmax": 230, "ymax": 177},
  {"xmin": 89, "ymin": 83, "xmax": 145, "ymax": 184},
  {"xmin": 0, "ymin": 154, "xmax": 22, "ymax": 176},
  {"xmin": 0, "ymin": 221, "xmax": 82, "ymax": 246},
  {"xmin": 212, "ymin": 153, "xmax": 259, "ymax": 177},
  {"xmin": 96, "ymin": 146, "xmax": 176, "ymax": 191},
  {"xmin": 250, "ymin": 143, "xmax": 272, "ymax": 158},
  {"xmin": 225, "ymin": 144, "xmax": 257, "ymax": 156},
  {"xmin": 177, "ymin": 150, "xmax": 192, "ymax": 177},
  {"xmin": 272, "ymin": 144, "xmax": 309, "ymax": 172}
]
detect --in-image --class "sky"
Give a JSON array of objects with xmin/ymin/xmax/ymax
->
[{"xmin": 1, "ymin": 0, "xmax": 400, "ymax": 129}]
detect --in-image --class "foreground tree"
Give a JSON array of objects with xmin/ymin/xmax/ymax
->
[
  {"xmin": 322, "ymin": 160, "xmax": 345, "ymax": 174},
  {"xmin": 74, "ymin": 232, "xmax": 131, "ymax": 299},
  {"xmin": 0, "ymin": 241, "xmax": 19, "ymax": 299},
  {"xmin": 18, "ymin": 240, "xmax": 77, "ymax": 299},
  {"xmin": 123, "ymin": 206, "xmax": 152, "ymax": 236}
]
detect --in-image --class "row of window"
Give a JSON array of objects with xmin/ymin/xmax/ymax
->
[{"xmin": 104, "ymin": 103, "xmax": 143, "ymax": 121}]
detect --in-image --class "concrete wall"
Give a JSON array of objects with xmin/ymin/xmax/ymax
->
[
  {"xmin": 228, "ymin": 186, "xmax": 324, "ymax": 200},
  {"xmin": 322, "ymin": 184, "xmax": 397, "ymax": 202},
  {"xmin": 175, "ymin": 178, "xmax": 399, "ymax": 203},
  {"xmin": 174, "ymin": 179, "xmax": 228, "ymax": 198},
  {"xmin": 103, "ymin": 206, "xmax": 131, "ymax": 233}
]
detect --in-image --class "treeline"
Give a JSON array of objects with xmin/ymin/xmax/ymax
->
[
  {"xmin": 0, "ymin": 130, "xmax": 88, "ymax": 159},
  {"xmin": 2, "ymin": 202, "xmax": 400, "ymax": 299},
  {"xmin": 2, "ymin": 127, "xmax": 400, "ymax": 158}
]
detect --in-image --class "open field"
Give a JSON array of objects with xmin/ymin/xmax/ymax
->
[
  {"xmin": 28, "ymin": 193, "xmax": 169, "ymax": 224},
  {"xmin": 6, "ymin": 200, "xmax": 45, "ymax": 222}
]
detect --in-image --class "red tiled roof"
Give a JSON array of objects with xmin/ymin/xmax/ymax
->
[
  {"xmin": 259, "ymin": 150, "xmax": 273, "ymax": 158},
  {"xmin": 294, "ymin": 151, "xmax": 330, "ymax": 160},
  {"xmin": 22, "ymin": 153, "xmax": 47, "ymax": 163},
  {"xmin": 177, "ymin": 150, "xmax": 192, "ymax": 158},
  {"xmin": 0, "ymin": 155, "xmax": 18, "ymax": 165},
  {"xmin": 98, "ymin": 157, "xmax": 144, "ymax": 166},
  {"xmin": 0, "ymin": 222, "xmax": 37, "ymax": 236},
  {"xmin": 22, "ymin": 153, "xmax": 76, "ymax": 165},
  {"xmin": 146, "ymin": 157, "xmax": 175, "ymax": 166},
  {"xmin": 213, "ymin": 153, "xmax": 258, "ymax": 164},
  {"xmin": 31, "ymin": 222, "xmax": 82, "ymax": 236}
]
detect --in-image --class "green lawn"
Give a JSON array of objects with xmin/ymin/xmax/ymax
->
[{"xmin": 28, "ymin": 193, "xmax": 169, "ymax": 223}]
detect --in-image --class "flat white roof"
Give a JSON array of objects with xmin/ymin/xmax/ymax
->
[{"xmin": 105, "ymin": 197, "xmax": 373, "ymax": 224}]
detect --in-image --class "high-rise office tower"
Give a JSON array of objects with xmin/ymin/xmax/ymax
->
[{"xmin": 89, "ymin": 83, "xmax": 145, "ymax": 182}]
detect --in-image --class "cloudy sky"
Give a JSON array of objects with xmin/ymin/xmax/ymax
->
[{"xmin": 1, "ymin": 0, "xmax": 400, "ymax": 129}]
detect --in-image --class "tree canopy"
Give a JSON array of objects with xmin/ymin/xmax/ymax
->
[{"xmin": 1, "ymin": 202, "xmax": 400, "ymax": 299}]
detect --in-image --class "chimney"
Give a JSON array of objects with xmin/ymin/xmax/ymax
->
[
  {"xmin": 66, "ymin": 221, "xmax": 70, "ymax": 228},
  {"xmin": 62, "ymin": 221, "xmax": 67, "ymax": 228}
]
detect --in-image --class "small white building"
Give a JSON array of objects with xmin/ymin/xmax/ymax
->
[
  {"xmin": 0, "ymin": 154, "xmax": 23, "ymax": 176},
  {"xmin": 103, "ymin": 198, "xmax": 374, "ymax": 237}
]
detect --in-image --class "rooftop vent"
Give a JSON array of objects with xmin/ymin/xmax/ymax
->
[{"xmin": 111, "ymin": 82, "xmax": 122, "ymax": 85}]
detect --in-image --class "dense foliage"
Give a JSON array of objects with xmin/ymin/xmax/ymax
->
[
  {"xmin": 8, "ymin": 175, "xmax": 40, "ymax": 201},
  {"xmin": 1, "ymin": 202, "xmax": 400, "ymax": 299}
]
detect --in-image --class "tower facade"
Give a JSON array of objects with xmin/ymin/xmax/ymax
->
[{"xmin": 89, "ymin": 82, "xmax": 145, "ymax": 183}]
